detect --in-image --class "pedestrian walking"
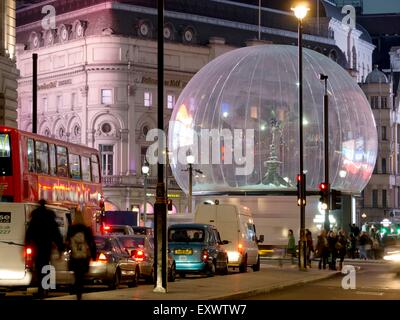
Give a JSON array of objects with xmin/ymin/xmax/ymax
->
[
  {"xmin": 66, "ymin": 208, "xmax": 96, "ymax": 300},
  {"xmin": 327, "ymin": 231, "xmax": 338, "ymax": 270},
  {"xmin": 306, "ymin": 229, "xmax": 314, "ymax": 267},
  {"xmin": 25, "ymin": 199, "xmax": 64, "ymax": 299},
  {"xmin": 359, "ymin": 231, "xmax": 369, "ymax": 260},
  {"xmin": 337, "ymin": 230, "xmax": 348, "ymax": 270},
  {"xmin": 315, "ymin": 230, "xmax": 328, "ymax": 270},
  {"xmin": 287, "ymin": 229, "xmax": 296, "ymax": 264}
]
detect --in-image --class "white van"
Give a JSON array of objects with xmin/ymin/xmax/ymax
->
[
  {"xmin": 194, "ymin": 203, "xmax": 264, "ymax": 272},
  {"xmin": 0, "ymin": 203, "xmax": 73, "ymax": 287}
]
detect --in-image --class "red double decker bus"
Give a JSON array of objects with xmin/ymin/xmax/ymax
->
[{"xmin": 0, "ymin": 126, "xmax": 102, "ymax": 227}]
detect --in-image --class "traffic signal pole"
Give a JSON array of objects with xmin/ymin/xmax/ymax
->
[{"xmin": 321, "ymin": 74, "xmax": 330, "ymax": 232}]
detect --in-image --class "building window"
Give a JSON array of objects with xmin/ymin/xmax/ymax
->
[
  {"xmin": 100, "ymin": 144, "xmax": 114, "ymax": 176},
  {"xmin": 167, "ymin": 94, "xmax": 175, "ymax": 109},
  {"xmin": 372, "ymin": 189, "xmax": 378, "ymax": 207},
  {"xmin": 250, "ymin": 106, "xmax": 258, "ymax": 119},
  {"xmin": 381, "ymin": 96, "xmax": 387, "ymax": 109},
  {"xmin": 71, "ymin": 93, "xmax": 76, "ymax": 108},
  {"xmin": 144, "ymin": 91, "xmax": 152, "ymax": 107},
  {"xmin": 101, "ymin": 89, "xmax": 112, "ymax": 104},
  {"xmin": 382, "ymin": 126, "xmax": 387, "ymax": 141},
  {"xmin": 382, "ymin": 158, "xmax": 387, "ymax": 174},
  {"xmin": 73, "ymin": 125, "xmax": 81, "ymax": 137},
  {"xmin": 42, "ymin": 97, "xmax": 48, "ymax": 112},
  {"xmin": 141, "ymin": 146, "xmax": 148, "ymax": 167},
  {"xmin": 370, "ymin": 96, "xmax": 379, "ymax": 109},
  {"xmin": 56, "ymin": 95, "xmax": 63, "ymax": 110},
  {"xmin": 382, "ymin": 189, "xmax": 387, "ymax": 208}
]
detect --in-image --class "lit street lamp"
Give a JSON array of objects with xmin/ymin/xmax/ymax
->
[
  {"xmin": 184, "ymin": 154, "xmax": 203, "ymax": 213},
  {"xmin": 142, "ymin": 159, "xmax": 150, "ymax": 227},
  {"xmin": 292, "ymin": 2, "xmax": 309, "ymax": 271}
]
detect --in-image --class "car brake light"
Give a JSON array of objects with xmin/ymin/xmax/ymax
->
[
  {"xmin": 134, "ymin": 249, "xmax": 145, "ymax": 262},
  {"xmin": 98, "ymin": 253, "xmax": 107, "ymax": 261},
  {"xmin": 25, "ymin": 246, "xmax": 33, "ymax": 269},
  {"xmin": 238, "ymin": 243, "xmax": 244, "ymax": 254},
  {"xmin": 202, "ymin": 249, "xmax": 209, "ymax": 262}
]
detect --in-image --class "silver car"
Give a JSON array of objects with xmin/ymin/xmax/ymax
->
[
  {"xmin": 116, "ymin": 235, "xmax": 176, "ymax": 283},
  {"xmin": 87, "ymin": 235, "xmax": 141, "ymax": 288}
]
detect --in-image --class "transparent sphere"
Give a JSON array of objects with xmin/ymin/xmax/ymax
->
[{"xmin": 168, "ymin": 45, "xmax": 377, "ymax": 195}]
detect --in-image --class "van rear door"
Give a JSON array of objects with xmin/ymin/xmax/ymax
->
[{"xmin": 0, "ymin": 203, "xmax": 31, "ymax": 286}]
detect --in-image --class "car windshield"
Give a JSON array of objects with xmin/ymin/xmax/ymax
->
[
  {"xmin": 118, "ymin": 237, "xmax": 145, "ymax": 248},
  {"xmin": 169, "ymin": 228, "xmax": 205, "ymax": 242}
]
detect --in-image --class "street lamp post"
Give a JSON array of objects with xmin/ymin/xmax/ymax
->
[
  {"xmin": 153, "ymin": 0, "xmax": 167, "ymax": 293},
  {"xmin": 292, "ymin": 3, "xmax": 309, "ymax": 271},
  {"xmin": 142, "ymin": 160, "xmax": 150, "ymax": 227}
]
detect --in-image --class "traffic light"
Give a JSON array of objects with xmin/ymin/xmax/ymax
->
[
  {"xmin": 319, "ymin": 182, "xmax": 329, "ymax": 210},
  {"xmin": 296, "ymin": 173, "xmax": 306, "ymax": 206},
  {"xmin": 167, "ymin": 199, "xmax": 173, "ymax": 211},
  {"xmin": 331, "ymin": 189, "xmax": 342, "ymax": 210}
]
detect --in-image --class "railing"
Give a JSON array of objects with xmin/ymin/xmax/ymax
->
[{"xmin": 102, "ymin": 174, "xmax": 180, "ymax": 188}]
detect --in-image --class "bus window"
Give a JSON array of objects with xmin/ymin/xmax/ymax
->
[
  {"xmin": 0, "ymin": 133, "xmax": 12, "ymax": 176},
  {"xmin": 81, "ymin": 156, "xmax": 91, "ymax": 182},
  {"xmin": 35, "ymin": 141, "xmax": 49, "ymax": 174},
  {"xmin": 49, "ymin": 144, "xmax": 56, "ymax": 175},
  {"xmin": 91, "ymin": 155, "xmax": 100, "ymax": 183},
  {"xmin": 69, "ymin": 153, "xmax": 81, "ymax": 180},
  {"xmin": 56, "ymin": 146, "xmax": 68, "ymax": 177},
  {"xmin": 27, "ymin": 138, "xmax": 35, "ymax": 173}
]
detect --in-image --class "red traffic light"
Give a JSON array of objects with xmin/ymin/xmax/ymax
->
[
  {"xmin": 296, "ymin": 174, "xmax": 302, "ymax": 182},
  {"xmin": 319, "ymin": 182, "xmax": 328, "ymax": 191}
]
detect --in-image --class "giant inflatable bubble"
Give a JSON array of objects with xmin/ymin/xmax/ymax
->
[{"xmin": 168, "ymin": 45, "xmax": 377, "ymax": 195}]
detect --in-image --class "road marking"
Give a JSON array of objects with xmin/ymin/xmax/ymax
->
[{"xmin": 355, "ymin": 291, "xmax": 384, "ymax": 296}]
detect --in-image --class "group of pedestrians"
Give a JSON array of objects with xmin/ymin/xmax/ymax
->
[
  {"xmin": 25, "ymin": 199, "xmax": 96, "ymax": 300},
  {"xmin": 287, "ymin": 228, "xmax": 352, "ymax": 271}
]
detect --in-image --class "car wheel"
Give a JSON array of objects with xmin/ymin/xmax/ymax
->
[
  {"xmin": 146, "ymin": 267, "xmax": 155, "ymax": 284},
  {"xmin": 221, "ymin": 258, "xmax": 229, "ymax": 275},
  {"xmin": 109, "ymin": 268, "xmax": 121, "ymax": 290},
  {"xmin": 239, "ymin": 255, "xmax": 247, "ymax": 273},
  {"xmin": 128, "ymin": 267, "xmax": 140, "ymax": 287},
  {"xmin": 207, "ymin": 260, "xmax": 216, "ymax": 277},
  {"xmin": 252, "ymin": 255, "xmax": 261, "ymax": 272},
  {"xmin": 168, "ymin": 263, "xmax": 176, "ymax": 282}
]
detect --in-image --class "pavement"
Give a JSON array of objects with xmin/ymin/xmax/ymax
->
[{"xmin": 48, "ymin": 262, "xmax": 342, "ymax": 301}]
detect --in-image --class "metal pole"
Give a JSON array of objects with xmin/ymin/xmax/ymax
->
[
  {"xmin": 144, "ymin": 174, "xmax": 147, "ymax": 227},
  {"xmin": 153, "ymin": 0, "xmax": 167, "ymax": 293},
  {"xmin": 188, "ymin": 163, "xmax": 193, "ymax": 213},
  {"xmin": 258, "ymin": 0, "xmax": 261, "ymax": 40},
  {"xmin": 298, "ymin": 18, "xmax": 307, "ymax": 270},
  {"xmin": 32, "ymin": 53, "xmax": 38, "ymax": 134},
  {"xmin": 323, "ymin": 76, "xmax": 330, "ymax": 232}
]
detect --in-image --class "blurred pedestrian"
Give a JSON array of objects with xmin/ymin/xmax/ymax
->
[
  {"xmin": 25, "ymin": 199, "xmax": 64, "ymax": 299},
  {"xmin": 315, "ymin": 230, "xmax": 328, "ymax": 270},
  {"xmin": 359, "ymin": 231, "xmax": 369, "ymax": 260},
  {"xmin": 287, "ymin": 229, "xmax": 296, "ymax": 264},
  {"xmin": 349, "ymin": 223, "xmax": 360, "ymax": 238},
  {"xmin": 337, "ymin": 230, "xmax": 348, "ymax": 270},
  {"xmin": 66, "ymin": 208, "xmax": 96, "ymax": 300},
  {"xmin": 306, "ymin": 229, "xmax": 314, "ymax": 267},
  {"xmin": 349, "ymin": 233, "xmax": 357, "ymax": 259},
  {"xmin": 327, "ymin": 231, "xmax": 338, "ymax": 270}
]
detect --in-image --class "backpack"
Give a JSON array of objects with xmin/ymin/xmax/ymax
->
[{"xmin": 70, "ymin": 231, "xmax": 90, "ymax": 259}]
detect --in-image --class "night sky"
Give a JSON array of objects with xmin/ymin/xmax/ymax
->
[{"xmin": 363, "ymin": 0, "xmax": 400, "ymax": 14}]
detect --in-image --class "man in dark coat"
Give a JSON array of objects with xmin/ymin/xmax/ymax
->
[{"xmin": 25, "ymin": 199, "xmax": 64, "ymax": 298}]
